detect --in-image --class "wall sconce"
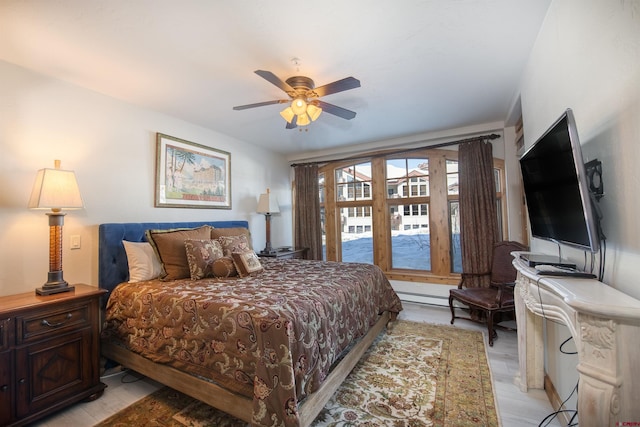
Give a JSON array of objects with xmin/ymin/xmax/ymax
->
[
  {"xmin": 256, "ymin": 188, "xmax": 280, "ymax": 254},
  {"xmin": 28, "ymin": 160, "xmax": 84, "ymax": 295}
]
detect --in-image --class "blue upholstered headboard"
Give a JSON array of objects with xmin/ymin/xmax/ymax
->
[{"xmin": 98, "ymin": 221, "xmax": 249, "ymax": 306}]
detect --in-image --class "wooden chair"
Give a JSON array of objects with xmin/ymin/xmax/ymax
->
[{"xmin": 449, "ymin": 240, "xmax": 528, "ymax": 346}]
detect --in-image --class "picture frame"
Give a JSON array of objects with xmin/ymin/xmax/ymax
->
[{"xmin": 155, "ymin": 133, "xmax": 231, "ymax": 209}]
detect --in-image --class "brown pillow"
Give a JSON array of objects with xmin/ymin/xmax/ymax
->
[
  {"xmin": 211, "ymin": 227, "xmax": 253, "ymax": 249},
  {"xmin": 231, "ymin": 250, "xmax": 264, "ymax": 277},
  {"xmin": 184, "ymin": 239, "xmax": 224, "ymax": 280},
  {"xmin": 146, "ymin": 225, "xmax": 212, "ymax": 280},
  {"xmin": 212, "ymin": 256, "xmax": 237, "ymax": 278},
  {"xmin": 218, "ymin": 234, "xmax": 251, "ymax": 256}
]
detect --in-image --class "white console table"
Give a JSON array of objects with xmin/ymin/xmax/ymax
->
[{"xmin": 512, "ymin": 253, "xmax": 640, "ymax": 427}]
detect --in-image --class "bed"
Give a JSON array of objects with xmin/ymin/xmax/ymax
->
[{"xmin": 98, "ymin": 221, "xmax": 403, "ymax": 427}]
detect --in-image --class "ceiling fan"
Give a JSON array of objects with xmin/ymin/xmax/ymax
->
[{"xmin": 233, "ymin": 70, "xmax": 361, "ymax": 129}]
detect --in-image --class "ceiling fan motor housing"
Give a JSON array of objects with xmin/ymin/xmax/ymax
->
[{"xmin": 285, "ymin": 76, "xmax": 315, "ymax": 90}]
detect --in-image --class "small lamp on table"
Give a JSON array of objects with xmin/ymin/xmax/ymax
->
[
  {"xmin": 28, "ymin": 160, "xmax": 84, "ymax": 295},
  {"xmin": 256, "ymin": 188, "xmax": 280, "ymax": 255}
]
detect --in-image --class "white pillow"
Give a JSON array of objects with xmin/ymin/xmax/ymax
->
[{"xmin": 122, "ymin": 240, "xmax": 163, "ymax": 282}]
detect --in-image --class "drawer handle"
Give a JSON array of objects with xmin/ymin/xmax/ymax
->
[
  {"xmin": 0, "ymin": 385, "xmax": 7, "ymax": 392},
  {"xmin": 41, "ymin": 313, "xmax": 72, "ymax": 328}
]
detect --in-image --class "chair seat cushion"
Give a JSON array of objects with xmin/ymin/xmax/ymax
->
[{"xmin": 450, "ymin": 287, "xmax": 502, "ymax": 310}]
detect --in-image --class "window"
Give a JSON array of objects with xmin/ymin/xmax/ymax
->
[
  {"xmin": 318, "ymin": 172, "xmax": 326, "ymax": 260},
  {"xmin": 446, "ymin": 160, "xmax": 504, "ymax": 273},
  {"xmin": 324, "ymin": 162, "xmax": 374, "ymax": 263},
  {"xmin": 449, "ymin": 201, "xmax": 462, "ymax": 273},
  {"xmin": 386, "ymin": 158, "xmax": 430, "ymax": 271},
  {"xmin": 403, "ymin": 204, "xmax": 428, "ymax": 216},
  {"xmin": 447, "ymin": 160, "xmax": 462, "ymax": 273},
  {"xmin": 446, "ymin": 159, "xmax": 459, "ymax": 195},
  {"xmin": 335, "ymin": 163, "xmax": 372, "ymax": 201},
  {"xmin": 319, "ymin": 150, "xmax": 505, "ymax": 284}
]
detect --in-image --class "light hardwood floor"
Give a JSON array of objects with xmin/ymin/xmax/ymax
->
[{"xmin": 34, "ymin": 302, "xmax": 562, "ymax": 426}]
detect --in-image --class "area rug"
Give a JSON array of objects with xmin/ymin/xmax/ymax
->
[{"xmin": 96, "ymin": 320, "xmax": 499, "ymax": 426}]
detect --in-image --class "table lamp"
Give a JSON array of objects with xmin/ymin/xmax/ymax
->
[
  {"xmin": 28, "ymin": 160, "xmax": 84, "ymax": 295},
  {"xmin": 256, "ymin": 188, "xmax": 280, "ymax": 254}
]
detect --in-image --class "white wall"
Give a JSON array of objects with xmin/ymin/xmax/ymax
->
[
  {"xmin": 517, "ymin": 0, "xmax": 640, "ymax": 413},
  {"xmin": 519, "ymin": 0, "xmax": 640, "ymax": 299},
  {"xmin": 0, "ymin": 60, "xmax": 292, "ymax": 296}
]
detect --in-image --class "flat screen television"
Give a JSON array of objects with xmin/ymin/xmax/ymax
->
[{"xmin": 519, "ymin": 108, "xmax": 601, "ymax": 253}]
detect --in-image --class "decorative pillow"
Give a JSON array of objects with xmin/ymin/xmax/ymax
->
[
  {"xmin": 184, "ymin": 239, "xmax": 224, "ymax": 280},
  {"xmin": 122, "ymin": 240, "xmax": 163, "ymax": 282},
  {"xmin": 231, "ymin": 250, "xmax": 264, "ymax": 277},
  {"xmin": 212, "ymin": 256, "xmax": 238, "ymax": 278},
  {"xmin": 211, "ymin": 227, "xmax": 253, "ymax": 249},
  {"xmin": 145, "ymin": 225, "xmax": 213, "ymax": 280},
  {"xmin": 218, "ymin": 234, "xmax": 251, "ymax": 256}
]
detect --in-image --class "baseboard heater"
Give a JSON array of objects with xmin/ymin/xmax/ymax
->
[{"xmin": 396, "ymin": 291, "xmax": 450, "ymax": 307}]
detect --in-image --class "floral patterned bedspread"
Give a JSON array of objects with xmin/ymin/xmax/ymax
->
[{"xmin": 102, "ymin": 258, "xmax": 403, "ymax": 426}]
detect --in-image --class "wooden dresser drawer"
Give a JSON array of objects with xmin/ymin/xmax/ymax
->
[{"xmin": 16, "ymin": 302, "xmax": 90, "ymax": 345}]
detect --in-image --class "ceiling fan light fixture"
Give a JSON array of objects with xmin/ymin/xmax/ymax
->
[
  {"xmin": 279, "ymin": 107, "xmax": 295, "ymax": 123},
  {"xmin": 291, "ymin": 97, "xmax": 307, "ymax": 116},
  {"xmin": 307, "ymin": 103, "xmax": 322, "ymax": 121},
  {"xmin": 233, "ymin": 70, "xmax": 360, "ymax": 129},
  {"xmin": 296, "ymin": 113, "xmax": 311, "ymax": 126}
]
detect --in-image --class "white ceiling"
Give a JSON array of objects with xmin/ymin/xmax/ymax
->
[{"xmin": 0, "ymin": 0, "xmax": 551, "ymax": 157}]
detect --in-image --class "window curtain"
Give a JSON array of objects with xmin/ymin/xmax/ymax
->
[
  {"xmin": 458, "ymin": 140, "xmax": 499, "ymax": 288},
  {"xmin": 293, "ymin": 164, "xmax": 323, "ymax": 260}
]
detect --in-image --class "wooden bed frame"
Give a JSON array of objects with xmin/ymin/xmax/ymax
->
[
  {"xmin": 102, "ymin": 311, "xmax": 393, "ymax": 425},
  {"xmin": 98, "ymin": 221, "xmax": 396, "ymax": 426}
]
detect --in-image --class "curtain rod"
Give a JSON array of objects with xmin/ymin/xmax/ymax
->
[{"xmin": 290, "ymin": 133, "xmax": 501, "ymax": 167}]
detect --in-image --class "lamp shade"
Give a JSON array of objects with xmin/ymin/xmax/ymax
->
[
  {"xmin": 291, "ymin": 98, "xmax": 307, "ymax": 116},
  {"xmin": 28, "ymin": 160, "xmax": 84, "ymax": 211},
  {"xmin": 307, "ymin": 103, "xmax": 322, "ymax": 121},
  {"xmin": 256, "ymin": 188, "xmax": 280, "ymax": 214},
  {"xmin": 296, "ymin": 113, "xmax": 311, "ymax": 126},
  {"xmin": 279, "ymin": 107, "xmax": 295, "ymax": 124}
]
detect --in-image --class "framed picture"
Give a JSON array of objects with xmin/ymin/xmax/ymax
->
[{"xmin": 155, "ymin": 133, "xmax": 231, "ymax": 209}]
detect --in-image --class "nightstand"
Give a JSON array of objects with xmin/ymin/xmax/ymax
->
[
  {"xmin": 0, "ymin": 284, "xmax": 106, "ymax": 426},
  {"xmin": 258, "ymin": 247, "xmax": 308, "ymax": 259}
]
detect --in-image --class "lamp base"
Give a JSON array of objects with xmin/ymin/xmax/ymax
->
[
  {"xmin": 36, "ymin": 284, "xmax": 75, "ymax": 296},
  {"xmin": 35, "ymin": 271, "xmax": 75, "ymax": 295},
  {"xmin": 260, "ymin": 249, "xmax": 278, "ymax": 255}
]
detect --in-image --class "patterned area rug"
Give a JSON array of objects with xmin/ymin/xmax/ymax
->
[{"xmin": 96, "ymin": 321, "xmax": 499, "ymax": 426}]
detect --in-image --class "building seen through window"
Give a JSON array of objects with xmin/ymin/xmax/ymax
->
[{"xmin": 317, "ymin": 149, "xmax": 505, "ymax": 284}]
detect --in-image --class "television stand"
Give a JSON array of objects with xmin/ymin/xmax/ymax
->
[{"xmin": 511, "ymin": 252, "xmax": 640, "ymax": 426}]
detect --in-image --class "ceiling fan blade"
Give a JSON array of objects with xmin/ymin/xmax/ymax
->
[
  {"xmin": 255, "ymin": 70, "xmax": 295, "ymax": 94},
  {"xmin": 233, "ymin": 99, "xmax": 288, "ymax": 110},
  {"xmin": 285, "ymin": 115, "xmax": 298, "ymax": 129},
  {"xmin": 315, "ymin": 100, "xmax": 357, "ymax": 120},
  {"xmin": 313, "ymin": 77, "xmax": 361, "ymax": 97}
]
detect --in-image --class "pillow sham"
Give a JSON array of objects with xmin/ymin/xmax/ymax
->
[
  {"xmin": 122, "ymin": 240, "xmax": 163, "ymax": 282},
  {"xmin": 231, "ymin": 250, "xmax": 264, "ymax": 277},
  {"xmin": 184, "ymin": 239, "xmax": 225, "ymax": 280},
  {"xmin": 211, "ymin": 227, "xmax": 253, "ymax": 249},
  {"xmin": 212, "ymin": 256, "xmax": 238, "ymax": 278},
  {"xmin": 146, "ymin": 225, "xmax": 213, "ymax": 280},
  {"xmin": 218, "ymin": 234, "xmax": 251, "ymax": 257}
]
